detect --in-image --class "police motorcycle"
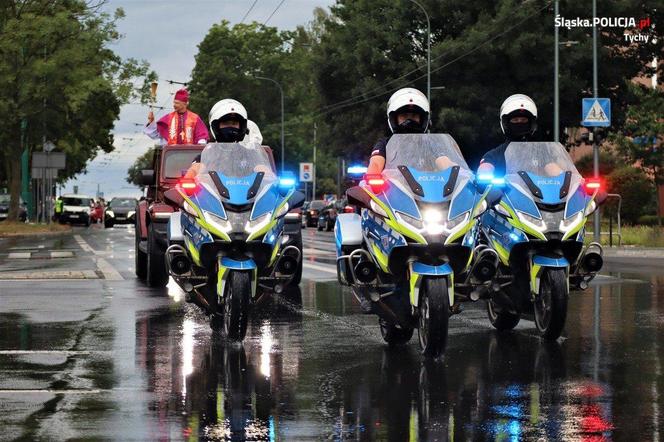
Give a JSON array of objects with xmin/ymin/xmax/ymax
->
[
  {"xmin": 335, "ymin": 134, "xmax": 494, "ymax": 358},
  {"xmin": 477, "ymin": 141, "xmax": 606, "ymax": 339},
  {"xmin": 163, "ymin": 142, "xmax": 305, "ymax": 341}
]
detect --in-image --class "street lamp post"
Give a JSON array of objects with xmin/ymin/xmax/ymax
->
[
  {"xmin": 592, "ymin": 0, "xmax": 600, "ymax": 242},
  {"xmin": 255, "ymin": 76, "xmax": 285, "ymax": 173},
  {"xmin": 409, "ymin": 0, "xmax": 431, "ymax": 106}
]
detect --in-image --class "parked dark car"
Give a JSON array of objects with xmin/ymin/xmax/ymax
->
[
  {"xmin": 304, "ymin": 200, "xmax": 326, "ymax": 227},
  {"xmin": 105, "ymin": 197, "xmax": 138, "ymax": 228},
  {"xmin": 317, "ymin": 202, "xmax": 338, "ymax": 231},
  {"xmin": 0, "ymin": 194, "xmax": 27, "ymax": 222}
]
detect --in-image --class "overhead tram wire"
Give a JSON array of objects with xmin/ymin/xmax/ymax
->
[
  {"xmin": 316, "ymin": 0, "xmax": 551, "ymax": 115},
  {"xmin": 263, "ymin": 0, "xmax": 286, "ymax": 25},
  {"xmin": 241, "ymin": 0, "xmax": 259, "ymax": 24}
]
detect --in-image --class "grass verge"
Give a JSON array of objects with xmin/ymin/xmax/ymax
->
[
  {"xmin": 586, "ymin": 224, "xmax": 664, "ymax": 247},
  {"xmin": 0, "ymin": 222, "xmax": 71, "ymax": 237}
]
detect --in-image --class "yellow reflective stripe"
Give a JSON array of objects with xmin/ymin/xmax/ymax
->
[
  {"xmin": 448, "ymin": 272, "xmax": 455, "ymax": 306},
  {"xmin": 562, "ymin": 215, "xmax": 586, "ymax": 241},
  {"xmin": 363, "ymin": 187, "xmax": 427, "ymax": 245},
  {"xmin": 187, "ymin": 240, "xmax": 201, "ymax": 267},
  {"xmin": 530, "ymin": 263, "xmax": 541, "ymax": 294},
  {"xmin": 500, "ymin": 201, "xmax": 546, "ymax": 241},
  {"xmin": 180, "ymin": 190, "xmax": 231, "ymax": 241},
  {"xmin": 217, "ymin": 263, "xmax": 228, "ymax": 296},
  {"xmin": 409, "ymin": 271, "xmax": 420, "ymax": 305},
  {"xmin": 371, "ymin": 242, "xmax": 390, "ymax": 272},
  {"xmin": 492, "ymin": 239, "xmax": 510, "ymax": 266},
  {"xmin": 445, "ymin": 218, "xmax": 475, "ymax": 245},
  {"xmin": 247, "ymin": 218, "xmax": 277, "ymax": 242},
  {"xmin": 269, "ymin": 240, "xmax": 281, "ymax": 266}
]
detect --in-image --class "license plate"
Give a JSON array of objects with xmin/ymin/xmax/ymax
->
[
  {"xmin": 117, "ymin": 217, "xmax": 125, "ymax": 220},
  {"xmin": 70, "ymin": 214, "xmax": 79, "ymax": 219}
]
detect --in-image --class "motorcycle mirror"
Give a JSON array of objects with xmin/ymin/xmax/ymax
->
[
  {"xmin": 139, "ymin": 169, "xmax": 155, "ymax": 186},
  {"xmin": 287, "ymin": 190, "xmax": 305, "ymax": 210},
  {"xmin": 595, "ymin": 190, "xmax": 608, "ymax": 206},
  {"xmin": 346, "ymin": 186, "xmax": 371, "ymax": 209},
  {"xmin": 164, "ymin": 188, "xmax": 184, "ymax": 207}
]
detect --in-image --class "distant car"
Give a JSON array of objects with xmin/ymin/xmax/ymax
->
[
  {"xmin": 59, "ymin": 194, "xmax": 93, "ymax": 226},
  {"xmin": 0, "ymin": 194, "xmax": 27, "ymax": 222},
  {"xmin": 304, "ymin": 200, "xmax": 326, "ymax": 227},
  {"xmin": 105, "ymin": 197, "xmax": 138, "ymax": 228},
  {"xmin": 317, "ymin": 202, "xmax": 338, "ymax": 231}
]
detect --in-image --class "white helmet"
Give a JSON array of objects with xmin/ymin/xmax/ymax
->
[
  {"xmin": 387, "ymin": 88, "xmax": 430, "ymax": 133},
  {"xmin": 499, "ymin": 94, "xmax": 538, "ymax": 139},
  {"xmin": 208, "ymin": 98, "xmax": 248, "ymax": 142}
]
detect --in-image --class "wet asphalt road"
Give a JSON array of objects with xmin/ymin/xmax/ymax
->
[{"xmin": 0, "ymin": 225, "xmax": 663, "ymax": 441}]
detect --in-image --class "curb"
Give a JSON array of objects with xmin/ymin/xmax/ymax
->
[{"xmin": 0, "ymin": 228, "xmax": 73, "ymax": 239}]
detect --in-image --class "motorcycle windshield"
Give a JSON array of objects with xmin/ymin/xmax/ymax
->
[
  {"xmin": 505, "ymin": 142, "xmax": 580, "ymax": 178},
  {"xmin": 384, "ymin": 133, "xmax": 469, "ymax": 172},
  {"xmin": 199, "ymin": 142, "xmax": 275, "ymax": 179}
]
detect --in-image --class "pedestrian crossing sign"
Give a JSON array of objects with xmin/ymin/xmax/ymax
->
[{"xmin": 581, "ymin": 98, "xmax": 611, "ymax": 127}]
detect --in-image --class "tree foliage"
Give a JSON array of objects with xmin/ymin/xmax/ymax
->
[
  {"xmin": 0, "ymin": 0, "xmax": 155, "ymax": 219},
  {"xmin": 126, "ymin": 147, "xmax": 155, "ymax": 188}
]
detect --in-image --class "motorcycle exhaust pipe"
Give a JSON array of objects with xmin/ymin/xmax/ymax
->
[
  {"xmin": 170, "ymin": 253, "xmax": 192, "ymax": 275},
  {"xmin": 580, "ymin": 251, "xmax": 603, "ymax": 273},
  {"xmin": 354, "ymin": 261, "xmax": 377, "ymax": 283},
  {"xmin": 471, "ymin": 249, "xmax": 498, "ymax": 282},
  {"xmin": 277, "ymin": 255, "xmax": 298, "ymax": 275}
]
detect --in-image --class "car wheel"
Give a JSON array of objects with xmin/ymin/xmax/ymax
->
[
  {"xmin": 146, "ymin": 223, "xmax": 168, "ymax": 287},
  {"xmin": 135, "ymin": 220, "xmax": 147, "ymax": 280}
]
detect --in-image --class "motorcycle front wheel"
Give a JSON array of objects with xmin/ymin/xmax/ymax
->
[
  {"xmin": 222, "ymin": 270, "xmax": 252, "ymax": 341},
  {"xmin": 417, "ymin": 277, "xmax": 450, "ymax": 358},
  {"xmin": 534, "ymin": 268, "xmax": 568, "ymax": 340}
]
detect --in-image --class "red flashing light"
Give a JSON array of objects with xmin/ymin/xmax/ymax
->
[
  {"xmin": 365, "ymin": 174, "xmax": 386, "ymax": 193},
  {"xmin": 179, "ymin": 178, "xmax": 198, "ymax": 196},
  {"xmin": 584, "ymin": 178, "xmax": 603, "ymax": 194}
]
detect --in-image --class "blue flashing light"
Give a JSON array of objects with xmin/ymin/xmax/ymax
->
[
  {"xmin": 491, "ymin": 177, "xmax": 506, "ymax": 185},
  {"xmin": 279, "ymin": 177, "xmax": 296, "ymax": 187},
  {"xmin": 477, "ymin": 173, "xmax": 494, "ymax": 183},
  {"xmin": 347, "ymin": 165, "xmax": 368, "ymax": 175}
]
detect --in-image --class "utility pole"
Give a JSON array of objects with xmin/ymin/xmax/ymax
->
[
  {"xmin": 554, "ymin": 0, "xmax": 559, "ymax": 143},
  {"xmin": 409, "ymin": 0, "xmax": 431, "ymax": 107},
  {"xmin": 592, "ymin": 0, "xmax": 600, "ymax": 242},
  {"xmin": 313, "ymin": 123, "xmax": 317, "ymax": 200}
]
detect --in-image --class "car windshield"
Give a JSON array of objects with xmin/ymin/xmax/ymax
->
[
  {"xmin": 110, "ymin": 198, "xmax": 136, "ymax": 208},
  {"xmin": 199, "ymin": 142, "xmax": 275, "ymax": 180},
  {"xmin": 505, "ymin": 142, "xmax": 580, "ymax": 178},
  {"xmin": 163, "ymin": 149, "xmax": 202, "ymax": 178},
  {"xmin": 310, "ymin": 201, "xmax": 325, "ymax": 210},
  {"xmin": 62, "ymin": 197, "xmax": 91, "ymax": 206},
  {"xmin": 384, "ymin": 133, "xmax": 469, "ymax": 172}
]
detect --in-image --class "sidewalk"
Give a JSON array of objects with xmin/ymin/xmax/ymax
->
[{"xmin": 602, "ymin": 246, "xmax": 664, "ymax": 259}]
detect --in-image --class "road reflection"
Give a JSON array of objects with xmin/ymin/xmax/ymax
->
[{"xmin": 129, "ymin": 280, "xmax": 664, "ymax": 441}]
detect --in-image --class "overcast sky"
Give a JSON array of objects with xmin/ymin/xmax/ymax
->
[{"xmin": 63, "ymin": 0, "xmax": 334, "ymax": 198}]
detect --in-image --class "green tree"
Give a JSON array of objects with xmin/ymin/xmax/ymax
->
[
  {"xmin": 606, "ymin": 166, "xmax": 656, "ymax": 224},
  {"xmin": 0, "ymin": 0, "xmax": 154, "ymax": 220},
  {"xmin": 126, "ymin": 147, "xmax": 155, "ymax": 188},
  {"xmin": 610, "ymin": 84, "xmax": 664, "ymax": 225}
]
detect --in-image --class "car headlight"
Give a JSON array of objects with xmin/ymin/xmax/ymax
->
[
  {"xmin": 517, "ymin": 210, "xmax": 546, "ymax": 231},
  {"xmin": 106, "ymin": 210, "xmax": 115, "ymax": 218},
  {"xmin": 204, "ymin": 210, "xmax": 233, "ymax": 233},
  {"xmin": 369, "ymin": 200, "xmax": 388, "ymax": 217},
  {"xmin": 127, "ymin": 210, "xmax": 136, "ymax": 218}
]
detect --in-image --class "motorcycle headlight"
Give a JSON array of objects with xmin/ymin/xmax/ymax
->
[
  {"xmin": 204, "ymin": 210, "xmax": 233, "ymax": 233},
  {"xmin": 369, "ymin": 200, "xmax": 388, "ymax": 217},
  {"xmin": 274, "ymin": 203, "xmax": 289, "ymax": 219},
  {"xmin": 423, "ymin": 208, "xmax": 445, "ymax": 235},
  {"xmin": 245, "ymin": 212, "xmax": 271, "ymax": 234},
  {"xmin": 396, "ymin": 211, "xmax": 423, "ymax": 229},
  {"xmin": 494, "ymin": 204, "xmax": 510, "ymax": 217},
  {"xmin": 560, "ymin": 211, "xmax": 583, "ymax": 232},
  {"xmin": 517, "ymin": 210, "xmax": 546, "ymax": 231},
  {"xmin": 473, "ymin": 200, "xmax": 488, "ymax": 218},
  {"xmin": 446, "ymin": 212, "xmax": 469, "ymax": 230},
  {"xmin": 184, "ymin": 201, "xmax": 198, "ymax": 217}
]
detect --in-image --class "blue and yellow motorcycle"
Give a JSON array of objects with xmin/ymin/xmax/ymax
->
[
  {"xmin": 164, "ymin": 142, "xmax": 304, "ymax": 341},
  {"xmin": 336, "ymin": 134, "xmax": 492, "ymax": 357},
  {"xmin": 478, "ymin": 141, "xmax": 606, "ymax": 339}
]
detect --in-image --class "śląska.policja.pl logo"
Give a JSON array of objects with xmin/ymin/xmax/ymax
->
[{"xmin": 555, "ymin": 15, "xmax": 657, "ymax": 45}]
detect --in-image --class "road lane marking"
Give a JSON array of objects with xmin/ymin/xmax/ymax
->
[
  {"xmin": 50, "ymin": 251, "xmax": 74, "ymax": 258},
  {"xmin": 74, "ymin": 234, "xmax": 124, "ymax": 280},
  {"xmin": 74, "ymin": 234, "xmax": 94, "ymax": 253},
  {"xmin": 0, "ymin": 270, "xmax": 99, "ymax": 280},
  {"xmin": 303, "ymin": 262, "xmax": 338, "ymax": 274},
  {"xmin": 7, "ymin": 252, "xmax": 31, "ymax": 259},
  {"xmin": 0, "ymin": 389, "xmax": 108, "ymax": 394},
  {"xmin": 96, "ymin": 257, "xmax": 124, "ymax": 280}
]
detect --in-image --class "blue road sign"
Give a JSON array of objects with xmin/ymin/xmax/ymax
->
[{"xmin": 581, "ymin": 98, "xmax": 611, "ymax": 127}]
